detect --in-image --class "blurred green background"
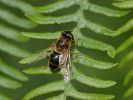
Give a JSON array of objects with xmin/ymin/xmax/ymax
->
[{"xmin": 0, "ymin": 0, "xmax": 133, "ymax": 100}]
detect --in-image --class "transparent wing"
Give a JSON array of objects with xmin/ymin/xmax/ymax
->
[{"xmin": 59, "ymin": 49, "xmax": 71, "ymax": 83}]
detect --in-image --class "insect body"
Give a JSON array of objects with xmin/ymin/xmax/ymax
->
[
  {"xmin": 48, "ymin": 31, "xmax": 74, "ymax": 82},
  {"xmin": 49, "ymin": 51, "xmax": 60, "ymax": 73},
  {"xmin": 53, "ymin": 31, "xmax": 74, "ymax": 53}
]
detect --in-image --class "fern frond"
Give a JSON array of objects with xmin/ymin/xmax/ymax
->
[
  {"xmin": 115, "ymin": 10, "xmax": 133, "ymax": 100},
  {"xmin": 124, "ymin": 69, "xmax": 133, "ymax": 86},
  {"xmin": 23, "ymin": 80, "xmax": 114, "ymax": 100},
  {"xmin": 73, "ymin": 50, "xmax": 117, "ymax": 69},
  {"xmin": 0, "ymin": 59, "xmax": 28, "ymax": 81},
  {"xmin": 68, "ymin": 85, "xmax": 114, "ymax": 100},
  {"xmin": 116, "ymin": 35, "xmax": 133, "ymax": 54},
  {"xmin": 0, "ymin": 74, "xmax": 22, "ymax": 89},
  {"xmin": 0, "ymin": 38, "xmax": 31, "ymax": 58},
  {"xmin": 46, "ymin": 94, "xmax": 64, "ymax": 100},
  {"xmin": 0, "ymin": 9, "xmax": 36, "ymax": 29},
  {"xmin": 23, "ymin": 65, "xmax": 116, "ymax": 99},
  {"xmin": 77, "ymin": 35, "xmax": 115, "ymax": 58},
  {"xmin": 19, "ymin": 0, "xmax": 133, "ymax": 99},
  {"xmin": 113, "ymin": 19, "xmax": 133, "ymax": 37},
  {"xmin": 23, "ymin": 81, "xmax": 65, "ymax": 100},
  {"xmin": 0, "ymin": 0, "xmax": 37, "ymax": 99},
  {"xmin": 87, "ymin": 3, "xmax": 130, "ymax": 17},
  {"xmin": 25, "ymin": 13, "xmax": 77, "ymax": 24},
  {"xmin": 113, "ymin": 0, "xmax": 133, "ymax": 9},
  {"xmin": 124, "ymin": 86, "xmax": 133, "ymax": 98},
  {"xmin": 0, "ymin": 93, "xmax": 10, "ymax": 100},
  {"xmin": 73, "ymin": 66, "xmax": 116, "ymax": 88},
  {"xmin": 0, "ymin": 0, "xmax": 37, "ymax": 14},
  {"xmin": 23, "ymin": 81, "xmax": 114, "ymax": 100},
  {"xmin": 21, "ymin": 32, "xmax": 61, "ymax": 39},
  {"xmin": 85, "ymin": 19, "xmax": 114, "ymax": 36},
  {"xmin": 24, "ymin": 65, "xmax": 116, "ymax": 88},
  {"xmin": 22, "ymin": 60, "xmax": 116, "ymax": 99},
  {"xmin": 35, "ymin": 0, "xmax": 78, "ymax": 13},
  {"xmin": 119, "ymin": 50, "xmax": 133, "ymax": 68},
  {"xmin": 0, "ymin": 24, "xmax": 28, "ymax": 42},
  {"xmin": 21, "ymin": 31, "xmax": 115, "ymax": 57},
  {"xmin": 23, "ymin": 66, "xmax": 52, "ymax": 75}
]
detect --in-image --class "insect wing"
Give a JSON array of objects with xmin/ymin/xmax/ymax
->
[{"xmin": 59, "ymin": 50, "xmax": 71, "ymax": 83}]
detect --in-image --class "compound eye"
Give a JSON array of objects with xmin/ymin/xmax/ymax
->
[
  {"xmin": 66, "ymin": 33, "xmax": 74, "ymax": 40},
  {"xmin": 61, "ymin": 31, "xmax": 70, "ymax": 36},
  {"xmin": 61, "ymin": 31, "xmax": 74, "ymax": 40}
]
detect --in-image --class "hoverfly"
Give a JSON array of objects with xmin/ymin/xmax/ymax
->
[{"xmin": 48, "ymin": 31, "xmax": 74, "ymax": 83}]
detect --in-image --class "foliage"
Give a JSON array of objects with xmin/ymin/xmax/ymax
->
[
  {"xmin": 0, "ymin": 0, "xmax": 37, "ymax": 99},
  {"xmin": 114, "ymin": 0, "xmax": 133, "ymax": 99},
  {"xmin": 19, "ymin": 0, "xmax": 132, "ymax": 100},
  {"xmin": 0, "ymin": 0, "xmax": 132, "ymax": 100}
]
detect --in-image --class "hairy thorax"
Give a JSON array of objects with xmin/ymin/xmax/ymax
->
[{"xmin": 56, "ymin": 37, "xmax": 70, "ymax": 53}]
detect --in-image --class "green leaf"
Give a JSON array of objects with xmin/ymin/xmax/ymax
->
[
  {"xmin": 0, "ymin": 0, "xmax": 38, "ymax": 98},
  {"xmin": 23, "ymin": 66, "xmax": 52, "ymax": 74},
  {"xmin": 0, "ymin": 0, "xmax": 37, "ymax": 14},
  {"xmin": 19, "ymin": 48, "xmax": 50, "ymax": 64},
  {"xmin": 46, "ymin": 94, "xmax": 64, "ymax": 100},
  {"xmin": 77, "ymin": 35, "xmax": 115, "ymax": 58},
  {"xmin": 35, "ymin": 0, "xmax": 77, "ymax": 13},
  {"xmin": 0, "ymin": 74, "xmax": 22, "ymax": 89},
  {"xmin": 23, "ymin": 81, "xmax": 65, "ymax": 100},
  {"xmin": 116, "ymin": 35, "xmax": 133, "ymax": 54},
  {"xmin": 87, "ymin": 3, "xmax": 130, "ymax": 17},
  {"xmin": 0, "ymin": 93, "xmax": 10, "ymax": 100},
  {"xmin": 73, "ymin": 67, "xmax": 116, "ymax": 88},
  {"xmin": 75, "ymin": 73, "xmax": 116, "ymax": 88},
  {"xmin": 19, "ymin": 0, "xmax": 132, "ymax": 99},
  {"xmin": 85, "ymin": 18, "xmax": 133, "ymax": 37},
  {"xmin": 68, "ymin": 86, "xmax": 115, "ymax": 100},
  {"xmin": 113, "ymin": 19, "xmax": 133, "ymax": 37},
  {"xmin": 21, "ymin": 32, "xmax": 61, "ymax": 39},
  {"xmin": 0, "ymin": 59, "xmax": 28, "ymax": 81},
  {"xmin": 0, "ymin": 38, "xmax": 31, "ymax": 58},
  {"xmin": 25, "ymin": 13, "xmax": 77, "ymax": 24},
  {"xmin": 73, "ymin": 50, "xmax": 117, "ymax": 69},
  {"xmin": 70, "ymin": 92, "xmax": 114, "ymax": 100},
  {"xmin": 0, "ymin": 9, "xmax": 36, "ymax": 29},
  {"xmin": 85, "ymin": 19, "xmax": 114, "ymax": 36},
  {"xmin": 124, "ymin": 69, "xmax": 133, "ymax": 86},
  {"xmin": 0, "ymin": 24, "xmax": 28, "ymax": 42},
  {"xmin": 113, "ymin": 0, "xmax": 133, "ymax": 9},
  {"xmin": 124, "ymin": 86, "xmax": 133, "ymax": 98},
  {"xmin": 119, "ymin": 50, "xmax": 133, "ymax": 68}
]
